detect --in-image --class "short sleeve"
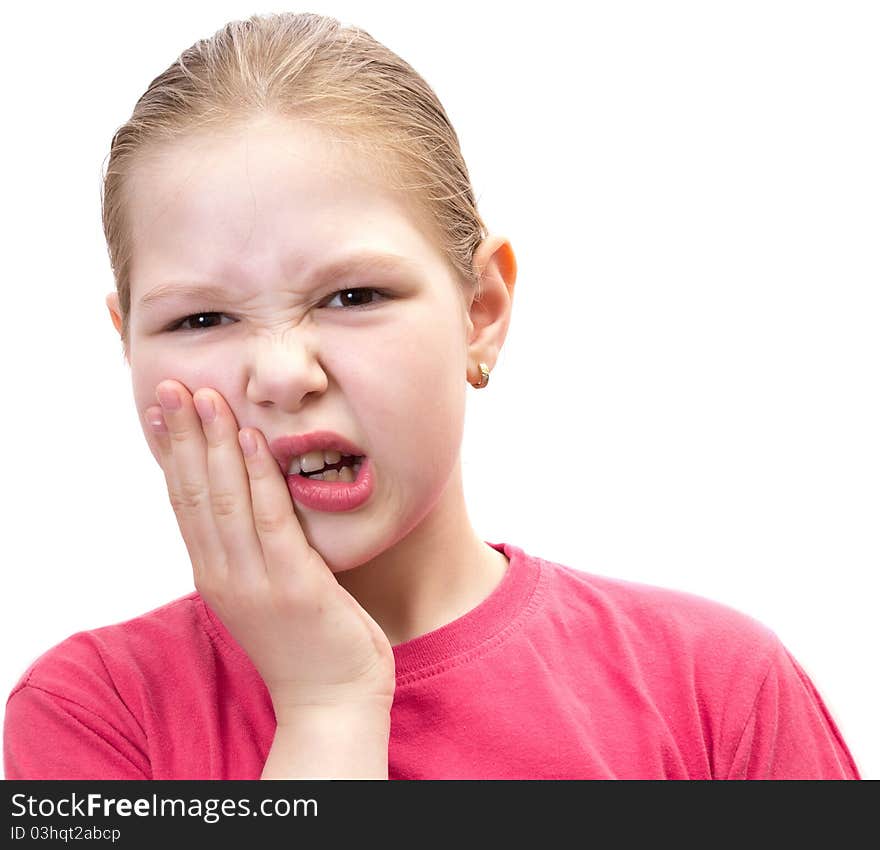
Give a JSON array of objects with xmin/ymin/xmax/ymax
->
[
  {"xmin": 725, "ymin": 640, "xmax": 860, "ymax": 779},
  {"xmin": 4, "ymin": 682, "xmax": 150, "ymax": 780}
]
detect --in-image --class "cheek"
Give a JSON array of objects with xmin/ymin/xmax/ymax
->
[
  {"xmin": 132, "ymin": 351, "xmax": 236, "ymax": 405},
  {"xmin": 347, "ymin": 319, "xmax": 466, "ymax": 475}
]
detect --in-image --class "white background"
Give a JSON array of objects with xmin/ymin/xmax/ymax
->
[{"xmin": 1, "ymin": 1, "xmax": 877, "ymax": 779}]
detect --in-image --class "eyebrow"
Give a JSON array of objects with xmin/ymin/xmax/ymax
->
[{"xmin": 137, "ymin": 251, "xmax": 421, "ymax": 312}]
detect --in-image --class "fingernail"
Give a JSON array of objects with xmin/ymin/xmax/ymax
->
[
  {"xmin": 146, "ymin": 407, "xmax": 167, "ymax": 433},
  {"xmin": 239, "ymin": 430, "xmax": 257, "ymax": 457},
  {"xmin": 157, "ymin": 385, "xmax": 181, "ymax": 411},
  {"xmin": 194, "ymin": 393, "xmax": 215, "ymax": 424}
]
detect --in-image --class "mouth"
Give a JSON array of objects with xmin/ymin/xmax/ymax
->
[
  {"xmin": 267, "ymin": 430, "xmax": 368, "ymax": 483},
  {"xmin": 283, "ymin": 453, "xmax": 374, "ymax": 512}
]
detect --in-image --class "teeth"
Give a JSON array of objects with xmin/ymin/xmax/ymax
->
[
  {"xmin": 302, "ymin": 465, "xmax": 356, "ymax": 482},
  {"xmin": 300, "ymin": 450, "xmax": 325, "ymax": 473},
  {"xmin": 286, "ymin": 448, "xmax": 363, "ymax": 477}
]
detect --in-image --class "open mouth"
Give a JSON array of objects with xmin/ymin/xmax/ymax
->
[{"xmin": 298, "ymin": 454, "xmax": 365, "ymax": 480}]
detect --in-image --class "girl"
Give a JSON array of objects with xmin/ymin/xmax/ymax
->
[{"xmin": 3, "ymin": 11, "xmax": 859, "ymax": 779}]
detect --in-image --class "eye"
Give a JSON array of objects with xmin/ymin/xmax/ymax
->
[
  {"xmin": 167, "ymin": 312, "xmax": 236, "ymax": 332},
  {"xmin": 165, "ymin": 288, "xmax": 389, "ymax": 332},
  {"xmin": 322, "ymin": 287, "xmax": 388, "ymax": 309}
]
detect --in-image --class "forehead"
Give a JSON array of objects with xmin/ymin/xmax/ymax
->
[
  {"xmin": 126, "ymin": 116, "xmax": 397, "ymax": 234},
  {"xmin": 131, "ymin": 113, "xmax": 388, "ymax": 183},
  {"xmin": 124, "ymin": 115, "xmax": 445, "ymax": 292}
]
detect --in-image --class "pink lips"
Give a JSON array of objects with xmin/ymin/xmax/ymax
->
[
  {"xmin": 284, "ymin": 456, "xmax": 374, "ymax": 512},
  {"xmin": 268, "ymin": 431, "xmax": 373, "ymax": 513},
  {"xmin": 268, "ymin": 430, "xmax": 366, "ymax": 476}
]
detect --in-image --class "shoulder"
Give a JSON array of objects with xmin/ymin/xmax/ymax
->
[
  {"xmin": 3, "ymin": 594, "xmax": 219, "ymax": 779},
  {"xmin": 514, "ymin": 546, "xmax": 859, "ymax": 777},
  {"xmin": 511, "ymin": 545, "xmax": 783, "ymax": 718},
  {"xmin": 6, "ymin": 592, "xmax": 211, "ymax": 709},
  {"xmin": 532, "ymin": 549, "xmax": 779, "ymax": 662}
]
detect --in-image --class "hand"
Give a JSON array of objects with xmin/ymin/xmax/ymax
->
[{"xmin": 144, "ymin": 380, "xmax": 396, "ymax": 721}]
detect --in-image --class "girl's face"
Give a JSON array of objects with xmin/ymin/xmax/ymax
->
[{"xmin": 111, "ymin": 115, "xmax": 476, "ymax": 571}]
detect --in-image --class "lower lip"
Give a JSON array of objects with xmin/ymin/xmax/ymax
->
[{"xmin": 285, "ymin": 457, "xmax": 374, "ymax": 513}]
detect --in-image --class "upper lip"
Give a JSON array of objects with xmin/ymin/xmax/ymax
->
[{"xmin": 268, "ymin": 431, "xmax": 366, "ymax": 475}]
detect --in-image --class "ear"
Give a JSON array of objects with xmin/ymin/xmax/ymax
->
[
  {"xmin": 105, "ymin": 292, "xmax": 130, "ymax": 363},
  {"xmin": 465, "ymin": 234, "xmax": 517, "ymax": 379}
]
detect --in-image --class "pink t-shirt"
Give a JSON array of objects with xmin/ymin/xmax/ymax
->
[{"xmin": 4, "ymin": 542, "xmax": 860, "ymax": 779}]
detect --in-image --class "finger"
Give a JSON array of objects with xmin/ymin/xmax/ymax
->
[
  {"xmin": 193, "ymin": 388, "xmax": 266, "ymax": 586},
  {"xmin": 143, "ymin": 405, "xmax": 171, "ymax": 458},
  {"xmin": 155, "ymin": 379, "xmax": 226, "ymax": 589},
  {"xmin": 237, "ymin": 425, "xmax": 324, "ymax": 585},
  {"xmin": 145, "ymin": 400, "xmax": 206, "ymax": 586}
]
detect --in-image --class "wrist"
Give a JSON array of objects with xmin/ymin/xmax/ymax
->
[
  {"xmin": 268, "ymin": 675, "xmax": 395, "ymax": 722},
  {"xmin": 271, "ymin": 688, "xmax": 394, "ymax": 727},
  {"xmin": 262, "ymin": 701, "xmax": 392, "ymax": 780}
]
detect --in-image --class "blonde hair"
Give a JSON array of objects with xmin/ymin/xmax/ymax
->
[{"xmin": 101, "ymin": 11, "xmax": 488, "ymax": 345}]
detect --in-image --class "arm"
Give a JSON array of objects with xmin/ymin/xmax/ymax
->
[
  {"xmin": 4, "ymin": 683, "xmax": 150, "ymax": 780},
  {"xmin": 147, "ymin": 382, "xmax": 396, "ymax": 781},
  {"xmin": 726, "ymin": 640, "xmax": 860, "ymax": 779}
]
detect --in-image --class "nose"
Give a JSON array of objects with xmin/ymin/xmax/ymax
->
[{"xmin": 245, "ymin": 329, "xmax": 329, "ymax": 410}]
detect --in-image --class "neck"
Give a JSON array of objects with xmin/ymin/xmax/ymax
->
[{"xmin": 334, "ymin": 460, "xmax": 509, "ymax": 646}]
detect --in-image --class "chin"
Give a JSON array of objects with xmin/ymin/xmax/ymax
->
[
  {"xmin": 315, "ymin": 547, "xmax": 376, "ymax": 576},
  {"xmin": 301, "ymin": 531, "xmax": 381, "ymax": 574},
  {"xmin": 324, "ymin": 559, "xmax": 364, "ymax": 575}
]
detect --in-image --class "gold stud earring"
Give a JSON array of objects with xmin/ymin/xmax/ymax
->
[{"xmin": 470, "ymin": 362, "xmax": 490, "ymax": 389}]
